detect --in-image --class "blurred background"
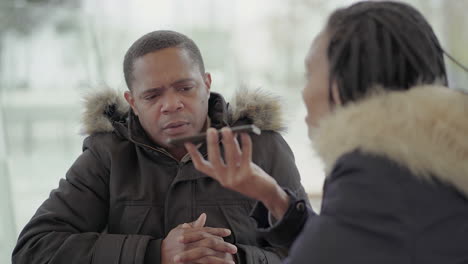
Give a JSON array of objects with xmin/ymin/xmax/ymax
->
[{"xmin": 1, "ymin": 0, "xmax": 467, "ymax": 261}]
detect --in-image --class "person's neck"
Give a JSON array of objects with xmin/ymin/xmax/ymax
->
[{"xmin": 168, "ymin": 146, "xmax": 189, "ymax": 161}]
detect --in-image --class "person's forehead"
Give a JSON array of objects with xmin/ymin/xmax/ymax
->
[
  {"xmin": 132, "ymin": 48, "xmax": 200, "ymax": 81},
  {"xmin": 131, "ymin": 48, "xmax": 201, "ymax": 91},
  {"xmin": 306, "ymin": 32, "xmax": 329, "ymax": 64},
  {"xmin": 136, "ymin": 48, "xmax": 192, "ymax": 67}
]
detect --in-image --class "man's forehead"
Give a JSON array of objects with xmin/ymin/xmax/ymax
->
[
  {"xmin": 137, "ymin": 47, "xmax": 194, "ymax": 64},
  {"xmin": 134, "ymin": 51, "xmax": 195, "ymax": 74}
]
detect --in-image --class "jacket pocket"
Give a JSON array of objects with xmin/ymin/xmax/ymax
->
[{"xmin": 110, "ymin": 203, "xmax": 164, "ymax": 238}]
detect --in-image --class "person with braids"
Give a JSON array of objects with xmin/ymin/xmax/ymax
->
[{"xmin": 185, "ymin": 1, "xmax": 468, "ymax": 263}]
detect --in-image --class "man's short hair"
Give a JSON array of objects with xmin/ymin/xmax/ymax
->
[{"xmin": 123, "ymin": 30, "xmax": 205, "ymax": 90}]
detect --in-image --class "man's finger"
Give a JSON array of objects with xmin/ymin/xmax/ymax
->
[
  {"xmin": 174, "ymin": 246, "xmax": 235, "ymax": 264},
  {"xmin": 184, "ymin": 238, "xmax": 237, "ymax": 254},
  {"xmin": 181, "ymin": 223, "xmax": 191, "ymax": 228},
  {"xmin": 174, "ymin": 247, "xmax": 217, "ymax": 263},
  {"xmin": 194, "ymin": 255, "xmax": 235, "ymax": 264},
  {"xmin": 240, "ymin": 133, "xmax": 253, "ymax": 167},
  {"xmin": 181, "ymin": 213, "xmax": 207, "ymax": 229},
  {"xmin": 178, "ymin": 230, "xmax": 224, "ymax": 243},
  {"xmin": 185, "ymin": 143, "xmax": 213, "ymax": 175},
  {"xmin": 207, "ymin": 128, "xmax": 225, "ymax": 170},
  {"xmin": 192, "ymin": 213, "xmax": 207, "ymax": 228},
  {"xmin": 221, "ymin": 128, "xmax": 241, "ymax": 168},
  {"xmin": 233, "ymin": 134, "xmax": 242, "ymax": 154},
  {"xmin": 182, "ymin": 226, "xmax": 231, "ymax": 237}
]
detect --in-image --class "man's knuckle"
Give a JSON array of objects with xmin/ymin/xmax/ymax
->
[
  {"xmin": 208, "ymin": 238, "xmax": 219, "ymax": 247},
  {"xmin": 179, "ymin": 234, "xmax": 186, "ymax": 241}
]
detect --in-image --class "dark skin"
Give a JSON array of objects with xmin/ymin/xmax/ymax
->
[
  {"xmin": 124, "ymin": 47, "xmax": 212, "ymax": 161},
  {"xmin": 163, "ymin": 213, "xmax": 237, "ymax": 264},
  {"xmin": 185, "ymin": 129, "xmax": 290, "ymax": 221}
]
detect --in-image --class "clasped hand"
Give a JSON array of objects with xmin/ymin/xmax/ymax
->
[{"xmin": 161, "ymin": 213, "xmax": 237, "ymax": 264}]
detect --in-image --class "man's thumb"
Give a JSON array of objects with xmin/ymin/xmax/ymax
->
[{"xmin": 192, "ymin": 213, "xmax": 207, "ymax": 228}]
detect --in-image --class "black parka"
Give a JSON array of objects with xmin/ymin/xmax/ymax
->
[
  {"xmin": 13, "ymin": 90, "xmax": 308, "ymax": 264},
  {"xmin": 254, "ymin": 85, "xmax": 468, "ymax": 264}
]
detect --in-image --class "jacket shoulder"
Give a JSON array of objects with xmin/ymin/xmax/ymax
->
[
  {"xmin": 330, "ymin": 150, "xmax": 413, "ymax": 182},
  {"xmin": 82, "ymin": 132, "xmax": 131, "ymax": 166},
  {"xmin": 326, "ymin": 150, "xmax": 467, "ymax": 217}
]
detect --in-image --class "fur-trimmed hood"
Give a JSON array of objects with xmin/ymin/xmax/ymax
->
[
  {"xmin": 81, "ymin": 87, "xmax": 285, "ymax": 135},
  {"xmin": 313, "ymin": 84, "xmax": 468, "ymax": 197}
]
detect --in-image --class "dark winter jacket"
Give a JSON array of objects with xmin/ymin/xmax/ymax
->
[
  {"xmin": 12, "ymin": 88, "xmax": 308, "ymax": 264},
  {"xmin": 254, "ymin": 85, "xmax": 468, "ymax": 263}
]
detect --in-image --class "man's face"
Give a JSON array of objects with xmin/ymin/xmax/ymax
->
[{"xmin": 124, "ymin": 47, "xmax": 211, "ymax": 149}]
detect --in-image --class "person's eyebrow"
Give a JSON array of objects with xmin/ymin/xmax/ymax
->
[
  {"xmin": 138, "ymin": 78, "xmax": 197, "ymax": 98},
  {"xmin": 171, "ymin": 78, "xmax": 196, "ymax": 86}
]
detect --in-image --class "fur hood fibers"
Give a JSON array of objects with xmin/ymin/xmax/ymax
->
[
  {"xmin": 313, "ymin": 84, "xmax": 468, "ymax": 197},
  {"xmin": 81, "ymin": 87, "xmax": 285, "ymax": 135}
]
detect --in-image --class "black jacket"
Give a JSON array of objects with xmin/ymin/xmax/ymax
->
[
  {"xmin": 12, "ymin": 89, "xmax": 308, "ymax": 264},
  {"xmin": 254, "ymin": 85, "xmax": 468, "ymax": 263}
]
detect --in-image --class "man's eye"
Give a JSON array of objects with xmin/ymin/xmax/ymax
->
[
  {"xmin": 179, "ymin": 86, "xmax": 193, "ymax": 92},
  {"xmin": 144, "ymin": 94, "xmax": 158, "ymax": 100}
]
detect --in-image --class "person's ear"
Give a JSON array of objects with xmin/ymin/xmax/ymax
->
[
  {"xmin": 203, "ymin": 73, "xmax": 212, "ymax": 95},
  {"xmin": 124, "ymin": 90, "xmax": 139, "ymax": 116},
  {"xmin": 331, "ymin": 80, "xmax": 342, "ymax": 106}
]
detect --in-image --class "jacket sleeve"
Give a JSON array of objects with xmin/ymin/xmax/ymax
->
[
  {"xmin": 284, "ymin": 151, "xmax": 408, "ymax": 264},
  {"xmin": 234, "ymin": 131, "xmax": 311, "ymax": 264},
  {"xmin": 250, "ymin": 190, "xmax": 313, "ymax": 250},
  {"xmin": 12, "ymin": 135, "xmax": 158, "ymax": 264}
]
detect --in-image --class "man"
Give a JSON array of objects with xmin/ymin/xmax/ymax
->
[{"xmin": 12, "ymin": 30, "xmax": 308, "ymax": 264}]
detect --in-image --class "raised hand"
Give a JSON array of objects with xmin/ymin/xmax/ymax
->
[{"xmin": 185, "ymin": 127, "xmax": 290, "ymax": 220}]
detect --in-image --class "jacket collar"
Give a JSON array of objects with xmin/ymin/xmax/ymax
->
[
  {"xmin": 312, "ymin": 84, "xmax": 468, "ymax": 197},
  {"xmin": 81, "ymin": 87, "xmax": 285, "ymax": 153}
]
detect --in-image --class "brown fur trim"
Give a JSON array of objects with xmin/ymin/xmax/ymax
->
[
  {"xmin": 229, "ymin": 87, "xmax": 285, "ymax": 132},
  {"xmin": 313, "ymin": 84, "xmax": 468, "ymax": 196},
  {"xmin": 81, "ymin": 87, "xmax": 285, "ymax": 135},
  {"xmin": 81, "ymin": 87, "xmax": 129, "ymax": 135}
]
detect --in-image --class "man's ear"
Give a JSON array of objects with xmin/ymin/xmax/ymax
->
[
  {"xmin": 124, "ymin": 90, "xmax": 139, "ymax": 116},
  {"xmin": 331, "ymin": 80, "xmax": 342, "ymax": 106},
  {"xmin": 203, "ymin": 73, "xmax": 212, "ymax": 95}
]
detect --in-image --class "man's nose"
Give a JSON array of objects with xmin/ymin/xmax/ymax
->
[{"xmin": 161, "ymin": 93, "xmax": 183, "ymax": 114}]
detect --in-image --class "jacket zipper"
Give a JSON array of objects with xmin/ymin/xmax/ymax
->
[
  {"xmin": 128, "ymin": 135, "xmax": 211, "ymax": 235},
  {"xmin": 127, "ymin": 136, "xmax": 180, "ymax": 163}
]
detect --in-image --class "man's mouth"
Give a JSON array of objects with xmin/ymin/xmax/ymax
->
[{"xmin": 163, "ymin": 121, "xmax": 190, "ymax": 135}]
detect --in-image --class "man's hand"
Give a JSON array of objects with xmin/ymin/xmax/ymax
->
[
  {"xmin": 161, "ymin": 213, "xmax": 237, "ymax": 264},
  {"xmin": 185, "ymin": 128, "xmax": 290, "ymax": 220}
]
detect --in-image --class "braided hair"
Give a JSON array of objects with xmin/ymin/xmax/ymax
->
[{"xmin": 325, "ymin": 1, "xmax": 447, "ymax": 105}]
